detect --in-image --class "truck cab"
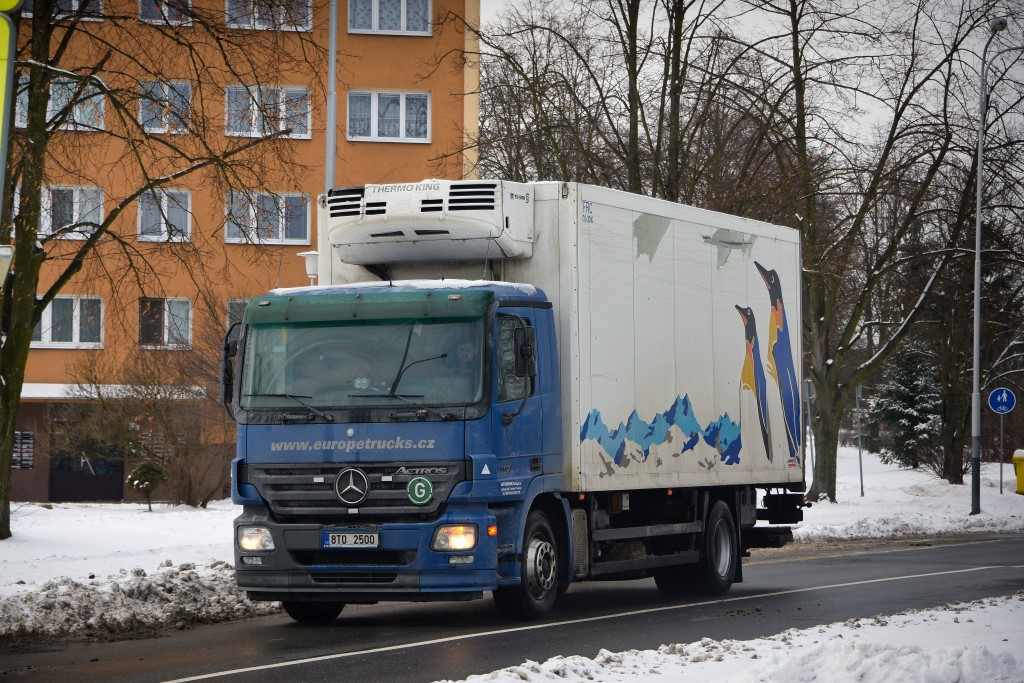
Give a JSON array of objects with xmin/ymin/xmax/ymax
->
[{"xmin": 229, "ymin": 282, "xmax": 563, "ymax": 622}]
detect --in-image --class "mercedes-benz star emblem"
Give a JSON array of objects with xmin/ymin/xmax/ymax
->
[{"xmin": 335, "ymin": 468, "xmax": 370, "ymax": 506}]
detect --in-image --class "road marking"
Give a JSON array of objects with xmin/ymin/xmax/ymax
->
[
  {"xmin": 747, "ymin": 538, "xmax": 1001, "ymax": 565},
  {"xmin": 162, "ymin": 563, "xmax": 1023, "ymax": 683}
]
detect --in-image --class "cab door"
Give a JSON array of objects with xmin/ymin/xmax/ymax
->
[{"xmin": 491, "ymin": 311, "xmax": 543, "ymax": 473}]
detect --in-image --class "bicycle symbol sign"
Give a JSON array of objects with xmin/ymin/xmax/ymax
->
[{"xmin": 987, "ymin": 388, "xmax": 1016, "ymax": 415}]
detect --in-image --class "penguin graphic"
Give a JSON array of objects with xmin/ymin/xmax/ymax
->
[
  {"xmin": 754, "ymin": 261, "xmax": 801, "ymax": 465},
  {"xmin": 735, "ymin": 305, "xmax": 772, "ymax": 461}
]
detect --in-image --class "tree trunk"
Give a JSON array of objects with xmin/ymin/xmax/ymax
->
[{"xmin": 808, "ymin": 381, "xmax": 843, "ymax": 502}]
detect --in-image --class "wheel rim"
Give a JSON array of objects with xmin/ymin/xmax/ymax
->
[
  {"xmin": 525, "ymin": 532, "xmax": 557, "ymax": 598},
  {"xmin": 711, "ymin": 519, "xmax": 732, "ymax": 578}
]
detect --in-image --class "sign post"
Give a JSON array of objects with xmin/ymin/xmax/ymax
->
[
  {"xmin": 988, "ymin": 388, "xmax": 1017, "ymax": 494},
  {"xmin": 855, "ymin": 385, "xmax": 864, "ymax": 497}
]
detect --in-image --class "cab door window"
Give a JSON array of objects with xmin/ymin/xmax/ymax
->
[{"xmin": 497, "ymin": 317, "xmax": 533, "ymax": 402}]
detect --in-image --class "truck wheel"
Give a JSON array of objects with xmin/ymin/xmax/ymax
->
[
  {"xmin": 493, "ymin": 511, "xmax": 560, "ymax": 620},
  {"xmin": 699, "ymin": 500, "xmax": 738, "ymax": 595},
  {"xmin": 282, "ymin": 601, "xmax": 345, "ymax": 624}
]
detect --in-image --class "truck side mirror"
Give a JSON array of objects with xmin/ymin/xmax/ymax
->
[
  {"xmin": 222, "ymin": 323, "xmax": 241, "ymax": 417},
  {"xmin": 514, "ymin": 326, "xmax": 538, "ymax": 378}
]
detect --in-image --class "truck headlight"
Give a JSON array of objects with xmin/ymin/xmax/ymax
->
[
  {"xmin": 238, "ymin": 526, "xmax": 275, "ymax": 551},
  {"xmin": 431, "ymin": 524, "xmax": 477, "ymax": 551}
]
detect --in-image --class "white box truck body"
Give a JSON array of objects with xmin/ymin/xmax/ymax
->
[{"xmin": 228, "ymin": 180, "xmax": 804, "ymax": 623}]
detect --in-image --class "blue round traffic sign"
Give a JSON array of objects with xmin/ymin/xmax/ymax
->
[{"xmin": 988, "ymin": 388, "xmax": 1016, "ymax": 415}]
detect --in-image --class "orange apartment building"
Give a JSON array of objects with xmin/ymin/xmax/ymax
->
[{"xmin": 9, "ymin": 0, "xmax": 480, "ymax": 502}]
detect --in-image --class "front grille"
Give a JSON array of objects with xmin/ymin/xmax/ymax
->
[
  {"xmin": 292, "ymin": 550, "xmax": 416, "ymax": 567},
  {"xmin": 310, "ymin": 572, "xmax": 398, "ymax": 585},
  {"xmin": 248, "ymin": 461, "xmax": 464, "ymax": 519}
]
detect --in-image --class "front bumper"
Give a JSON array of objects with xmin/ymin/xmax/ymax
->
[{"xmin": 234, "ymin": 506, "xmax": 498, "ymax": 602}]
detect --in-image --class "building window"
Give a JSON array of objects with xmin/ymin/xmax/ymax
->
[
  {"xmin": 138, "ymin": 189, "xmax": 191, "ymax": 242},
  {"xmin": 139, "ymin": 297, "xmax": 192, "ymax": 348},
  {"xmin": 140, "ymin": 81, "xmax": 192, "ymax": 133},
  {"xmin": 226, "ymin": 0, "xmax": 310, "ymax": 30},
  {"xmin": 14, "ymin": 74, "xmax": 27, "ymax": 128},
  {"xmin": 349, "ymin": 0, "xmax": 429, "ymax": 34},
  {"xmin": 31, "ymin": 296, "xmax": 104, "ymax": 348},
  {"xmin": 225, "ymin": 85, "xmax": 310, "ymax": 138},
  {"xmin": 23, "ymin": 0, "xmax": 104, "ymax": 19},
  {"xmin": 41, "ymin": 186, "xmax": 102, "ymax": 240},
  {"xmin": 225, "ymin": 191, "xmax": 308, "ymax": 244},
  {"xmin": 140, "ymin": 0, "xmax": 190, "ymax": 23},
  {"xmin": 48, "ymin": 78, "xmax": 105, "ymax": 131},
  {"xmin": 347, "ymin": 91, "xmax": 429, "ymax": 142},
  {"xmin": 13, "ymin": 432, "xmax": 34, "ymax": 470},
  {"xmin": 227, "ymin": 299, "xmax": 248, "ymax": 328}
]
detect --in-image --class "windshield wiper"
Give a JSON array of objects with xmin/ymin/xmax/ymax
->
[
  {"xmin": 244, "ymin": 393, "xmax": 334, "ymax": 422},
  {"xmin": 387, "ymin": 352, "xmax": 447, "ymax": 396},
  {"xmin": 349, "ymin": 388, "xmax": 452, "ymax": 420}
]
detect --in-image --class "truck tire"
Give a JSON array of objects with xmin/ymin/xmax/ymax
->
[
  {"xmin": 493, "ymin": 510, "xmax": 560, "ymax": 620},
  {"xmin": 698, "ymin": 499, "xmax": 738, "ymax": 595},
  {"xmin": 282, "ymin": 601, "xmax": 345, "ymax": 624}
]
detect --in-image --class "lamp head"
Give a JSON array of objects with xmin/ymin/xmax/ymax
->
[
  {"xmin": 989, "ymin": 17, "xmax": 1008, "ymax": 33},
  {"xmin": 297, "ymin": 250, "xmax": 319, "ymax": 284}
]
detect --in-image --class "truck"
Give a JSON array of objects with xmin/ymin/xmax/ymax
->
[{"xmin": 224, "ymin": 180, "xmax": 804, "ymax": 623}]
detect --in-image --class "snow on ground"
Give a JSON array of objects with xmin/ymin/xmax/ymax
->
[
  {"xmin": 434, "ymin": 594, "xmax": 1024, "ymax": 683},
  {"xmin": 0, "ymin": 448, "xmax": 1021, "ymax": 659}
]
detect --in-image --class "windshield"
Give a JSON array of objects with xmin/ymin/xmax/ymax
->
[{"xmin": 240, "ymin": 317, "xmax": 485, "ymax": 410}]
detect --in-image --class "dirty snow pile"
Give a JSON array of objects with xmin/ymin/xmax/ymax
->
[
  {"xmin": 0, "ymin": 448, "xmax": 1020, "ymax": 648},
  {"xmin": 0, "ymin": 560, "xmax": 278, "ymax": 644},
  {"xmin": 435, "ymin": 593, "xmax": 1024, "ymax": 683},
  {"xmin": 0, "ymin": 500, "xmax": 277, "ymax": 645}
]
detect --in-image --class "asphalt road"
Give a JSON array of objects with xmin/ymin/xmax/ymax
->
[{"xmin": 2, "ymin": 534, "xmax": 1021, "ymax": 683}]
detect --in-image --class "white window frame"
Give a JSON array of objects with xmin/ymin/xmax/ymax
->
[
  {"xmin": 138, "ymin": 189, "xmax": 192, "ymax": 242},
  {"xmin": 139, "ymin": 0, "xmax": 192, "ymax": 24},
  {"xmin": 140, "ymin": 80, "xmax": 192, "ymax": 133},
  {"xmin": 139, "ymin": 297, "xmax": 192, "ymax": 349},
  {"xmin": 31, "ymin": 296, "xmax": 104, "ymax": 349},
  {"xmin": 47, "ymin": 77, "xmax": 105, "ymax": 131},
  {"xmin": 24, "ymin": 0, "xmax": 105, "ymax": 20},
  {"xmin": 40, "ymin": 185, "xmax": 103, "ymax": 240},
  {"xmin": 14, "ymin": 73, "xmax": 27, "ymax": 128},
  {"xmin": 225, "ymin": 191, "xmax": 310, "ymax": 245},
  {"xmin": 348, "ymin": 0, "xmax": 430, "ymax": 35},
  {"xmin": 347, "ymin": 90, "xmax": 430, "ymax": 143},
  {"xmin": 225, "ymin": 0, "xmax": 311, "ymax": 30},
  {"xmin": 224, "ymin": 85, "xmax": 311, "ymax": 139}
]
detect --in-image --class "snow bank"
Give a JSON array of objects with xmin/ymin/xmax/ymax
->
[
  {"xmin": 435, "ymin": 593, "xmax": 1024, "ymax": 683},
  {"xmin": 0, "ymin": 561, "xmax": 278, "ymax": 645},
  {"xmin": 795, "ymin": 448, "xmax": 1023, "ymax": 540}
]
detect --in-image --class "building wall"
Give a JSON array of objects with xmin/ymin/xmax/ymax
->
[{"xmin": 13, "ymin": 0, "xmax": 479, "ymax": 502}]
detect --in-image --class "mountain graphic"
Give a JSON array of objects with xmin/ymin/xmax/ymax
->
[{"xmin": 580, "ymin": 395, "xmax": 742, "ymax": 466}]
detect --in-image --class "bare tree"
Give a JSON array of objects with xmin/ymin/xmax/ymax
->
[
  {"xmin": 0, "ymin": 0, "xmax": 327, "ymax": 538},
  {"xmin": 449, "ymin": 0, "xmax": 1024, "ymax": 501},
  {"xmin": 55, "ymin": 322, "xmax": 234, "ymax": 507}
]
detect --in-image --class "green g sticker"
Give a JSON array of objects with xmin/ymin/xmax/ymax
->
[{"xmin": 407, "ymin": 477, "xmax": 433, "ymax": 506}]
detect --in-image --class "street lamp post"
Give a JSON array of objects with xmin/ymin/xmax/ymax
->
[{"xmin": 972, "ymin": 17, "xmax": 1024, "ymax": 515}]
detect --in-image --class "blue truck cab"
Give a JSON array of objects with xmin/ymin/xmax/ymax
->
[{"xmin": 229, "ymin": 282, "xmax": 564, "ymax": 622}]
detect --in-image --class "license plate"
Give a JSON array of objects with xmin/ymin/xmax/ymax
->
[{"xmin": 322, "ymin": 532, "xmax": 379, "ymax": 548}]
